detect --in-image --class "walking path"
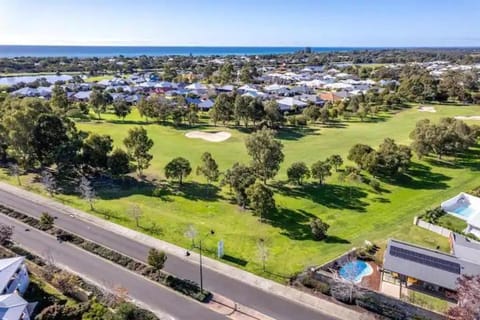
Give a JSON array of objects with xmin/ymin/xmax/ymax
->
[{"xmin": 0, "ymin": 181, "xmax": 371, "ymax": 320}]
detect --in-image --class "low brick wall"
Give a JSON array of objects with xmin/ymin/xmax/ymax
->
[{"xmin": 305, "ymin": 270, "xmax": 447, "ymax": 320}]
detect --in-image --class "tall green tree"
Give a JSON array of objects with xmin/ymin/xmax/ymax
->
[
  {"xmin": 210, "ymin": 93, "xmax": 233, "ymax": 125},
  {"xmin": 113, "ymin": 99, "xmax": 131, "ymax": 120},
  {"xmin": 196, "ymin": 152, "xmax": 220, "ymax": 183},
  {"xmin": 90, "ymin": 89, "xmax": 109, "ymax": 120},
  {"xmin": 245, "ymin": 128, "xmax": 284, "ymax": 183},
  {"xmin": 246, "ymin": 181, "xmax": 276, "ymax": 222},
  {"xmin": 222, "ymin": 163, "xmax": 256, "ymax": 207},
  {"xmin": 327, "ymin": 154, "xmax": 343, "ymax": 172},
  {"xmin": 311, "ymin": 160, "xmax": 332, "ymax": 185},
  {"xmin": 82, "ymin": 133, "xmax": 113, "ymax": 171},
  {"xmin": 264, "ymin": 100, "xmax": 284, "ymax": 128},
  {"xmin": 108, "ymin": 148, "xmax": 131, "ymax": 176},
  {"xmin": 164, "ymin": 157, "xmax": 192, "ymax": 185},
  {"xmin": 123, "ymin": 127, "xmax": 154, "ymax": 176},
  {"xmin": 33, "ymin": 113, "xmax": 69, "ymax": 166},
  {"xmin": 219, "ymin": 62, "xmax": 234, "ymax": 84},
  {"xmin": 287, "ymin": 162, "xmax": 310, "ymax": 185},
  {"xmin": 50, "ymin": 84, "xmax": 69, "ymax": 113}
]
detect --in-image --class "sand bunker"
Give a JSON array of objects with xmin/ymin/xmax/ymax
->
[
  {"xmin": 418, "ymin": 106, "xmax": 436, "ymax": 113},
  {"xmin": 455, "ymin": 116, "xmax": 480, "ymax": 121},
  {"xmin": 185, "ymin": 131, "xmax": 231, "ymax": 142}
]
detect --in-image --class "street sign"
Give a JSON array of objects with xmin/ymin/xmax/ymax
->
[{"xmin": 217, "ymin": 240, "xmax": 224, "ymax": 258}]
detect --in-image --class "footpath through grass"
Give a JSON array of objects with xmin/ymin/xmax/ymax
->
[{"xmin": 3, "ymin": 104, "xmax": 480, "ymax": 280}]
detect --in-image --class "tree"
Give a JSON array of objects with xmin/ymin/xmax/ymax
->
[
  {"xmin": 33, "ymin": 114, "xmax": 69, "ymax": 166},
  {"xmin": 108, "ymin": 148, "xmax": 131, "ymax": 176},
  {"xmin": 164, "ymin": 157, "xmax": 192, "ymax": 185},
  {"xmin": 287, "ymin": 162, "xmax": 310, "ymax": 185},
  {"xmin": 310, "ymin": 218, "xmax": 329, "ymax": 241},
  {"xmin": 264, "ymin": 100, "xmax": 284, "ymax": 128},
  {"xmin": 39, "ymin": 212, "xmax": 54, "ymax": 229},
  {"xmin": 245, "ymin": 128, "xmax": 284, "ymax": 183},
  {"xmin": 184, "ymin": 224, "xmax": 198, "ymax": 248},
  {"xmin": 234, "ymin": 95, "xmax": 250, "ymax": 127},
  {"xmin": 90, "ymin": 89, "xmax": 108, "ymax": 120},
  {"xmin": 163, "ymin": 63, "xmax": 177, "ymax": 82},
  {"xmin": 136, "ymin": 97, "xmax": 155, "ymax": 123},
  {"xmin": 186, "ymin": 104, "xmax": 199, "ymax": 126},
  {"xmin": 79, "ymin": 176, "xmax": 96, "ymax": 210},
  {"xmin": 219, "ymin": 62, "xmax": 234, "ymax": 84},
  {"xmin": 41, "ymin": 170, "xmax": 57, "ymax": 196},
  {"xmin": 327, "ymin": 154, "xmax": 343, "ymax": 172},
  {"xmin": 8, "ymin": 163, "xmax": 21, "ymax": 185},
  {"xmin": 447, "ymin": 274, "xmax": 480, "ymax": 320},
  {"xmin": 147, "ymin": 248, "xmax": 167, "ymax": 270},
  {"xmin": 196, "ymin": 152, "xmax": 220, "ymax": 183},
  {"xmin": 374, "ymin": 138, "xmax": 412, "ymax": 176},
  {"xmin": 303, "ymin": 105, "xmax": 320, "ymax": 123},
  {"xmin": 257, "ymin": 238, "xmax": 269, "ymax": 272},
  {"xmin": 347, "ymin": 144, "xmax": 375, "ymax": 169},
  {"xmin": 123, "ymin": 127, "xmax": 153, "ymax": 176},
  {"xmin": 246, "ymin": 181, "xmax": 275, "ymax": 222},
  {"xmin": 210, "ymin": 93, "xmax": 233, "ymax": 125},
  {"xmin": 113, "ymin": 99, "xmax": 131, "ymax": 120},
  {"xmin": 50, "ymin": 84, "xmax": 69, "ymax": 113},
  {"xmin": 127, "ymin": 204, "xmax": 142, "ymax": 227},
  {"xmin": 311, "ymin": 160, "xmax": 332, "ymax": 185},
  {"xmin": 246, "ymin": 99, "xmax": 265, "ymax": 127},
  {"xmin": 0, "ymin": 223, "xmax": 13, "ymax": 245},
  {"xmin": 82, "ymin": 133, "xmax": 113, "ymax": 171},
  {"xmin": 222, "ymin": 163, "xmax": 256, "ymax": 207},
  {"xmin": 410, "ymin": 118, "xmax": 479, "ymax": 159}
]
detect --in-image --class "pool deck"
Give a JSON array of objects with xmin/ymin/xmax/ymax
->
[{"xmin": 361, "ymin": 262, "xmax": 381, "ymax": 291}]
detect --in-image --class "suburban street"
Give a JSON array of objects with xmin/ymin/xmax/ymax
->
[
  {"xmin": 0, "ymin": 213, "xmax": 226, "ymax": 320},
  {"xmin": 0, "ymin": 186, "xmax": 339, "ymax": 320}
]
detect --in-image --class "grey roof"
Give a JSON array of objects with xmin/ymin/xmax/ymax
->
[
  {"xmin": 0, "ymin": 294, "xmax": 29, "ymax": 320},
  {"xmin": 451, "ymin": 233, "xmax": 480, "ymax": 264},
  {"xmin": 0, "ymin": 257, "xmax": 25, "ymax": 294},
  {"xmin": 383, "ymin": 239, "xmax": 480, "ymax": 291}
]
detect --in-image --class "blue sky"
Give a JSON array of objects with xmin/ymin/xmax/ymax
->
[{"xmin": 0, "ymin": 0, "xmax": 479, "ymax": 47}]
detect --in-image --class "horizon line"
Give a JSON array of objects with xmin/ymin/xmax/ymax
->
[{"xmin": 1, "ymin": 44, "xmax": 480, "ymax": 49}]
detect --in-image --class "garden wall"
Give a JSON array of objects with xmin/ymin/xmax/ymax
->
[
  {"xmin": 303, "ymin": 270, "xmax": 446, "ymax": 320},
  {"xmin": 414, "ymin": 216, "xmax": 452, "ymax": 238}
]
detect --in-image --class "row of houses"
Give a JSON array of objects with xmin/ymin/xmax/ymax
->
[{"xmin": 0, "ymin": 256, "xmax": 34, "ymax": 319}]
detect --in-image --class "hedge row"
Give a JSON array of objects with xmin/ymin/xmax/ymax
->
[{"xmin": 0, "ymin": 204, "xmax": 211, "ymax": 302}]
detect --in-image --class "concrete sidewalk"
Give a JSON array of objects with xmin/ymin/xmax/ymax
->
[{"xmin": 0, "ymin": 181, "xmax": 371, "ymax": 320}]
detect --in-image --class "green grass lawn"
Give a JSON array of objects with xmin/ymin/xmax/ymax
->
[
  {"xmin": 437, "ymin": 214, "xmax": 468, "ymax": 234},
  {"xmin": 406, "ymin": 290, "xmax": 449, "ymax": 313},
  {"xmin": 3, "ymin": 104, "xmax": 480, "ymax": 280}
]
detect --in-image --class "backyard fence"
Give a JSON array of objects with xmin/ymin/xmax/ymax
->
[{"xmin": 414, "ymin": 216, "xmax": 452, "ymax": 238}]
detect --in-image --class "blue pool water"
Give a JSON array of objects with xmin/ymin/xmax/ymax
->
[
  {"xmin": 452, "ymin": 204, "xmax": 477, "ymax": 218},
  {"xmin": 339, "ymin": 260, "xmax": 373, "ymax": 283}
]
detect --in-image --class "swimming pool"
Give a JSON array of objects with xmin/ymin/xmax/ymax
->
[
  {"xmin": 339, "ymin": 260, "xmax": 373, "ymax": 283},
  {"xmin": 452, "ymin": 203, "xmax": 478, "ymax": 218}
]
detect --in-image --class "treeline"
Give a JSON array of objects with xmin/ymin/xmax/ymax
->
[
  {"xmin": 2, "ymin": 48, "xmax": 480, "ymax": 75},
  {"xmin": 0, "ymin": 97, "xmax": 155, "ymax": 189}
]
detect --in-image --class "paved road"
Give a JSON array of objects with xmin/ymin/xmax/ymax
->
[
  {"xmin": 0, "ymin": 214, "xmax": 226, "ymax": 320},
  {"xmin": 0, "ymin": 188, "xmax": 337, "ymax": 320}
]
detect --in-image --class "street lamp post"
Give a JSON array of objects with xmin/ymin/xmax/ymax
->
[{"xmin": 199, "ymin": 230, "xmax": 214, "ymax": 294}]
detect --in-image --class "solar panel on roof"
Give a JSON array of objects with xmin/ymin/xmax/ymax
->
[{"xmin": 390, "ymin": 246, "xmax": 461, "ymax": 274}]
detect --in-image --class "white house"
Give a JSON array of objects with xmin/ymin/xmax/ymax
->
[
  {"xmin": 0, "ymin": 294, "xmax": 35, "ymax": 320},
  {"xmin": 276, "ymin": 97, "xmax": 307, "ymax": 111},
  {"xmin": 441, "ymin": 193, "xmax": 480, "ymax": 238},
  {"xmin": 0, "ymin": 257, "xmax": 30, "ymax": 296}
]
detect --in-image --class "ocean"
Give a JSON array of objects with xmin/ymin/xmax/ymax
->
[{"xmin": 0, "ymin": 45, "xmax": 374, "ymax": 58}]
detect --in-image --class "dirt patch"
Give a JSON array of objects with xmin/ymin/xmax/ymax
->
[
  {"xmin": 418, "ymin": 106, "xmax": 436, "ymax": 113},
  {"xmin": 185, "ymin": 131, "xmax": 232, "ymax": 142}
]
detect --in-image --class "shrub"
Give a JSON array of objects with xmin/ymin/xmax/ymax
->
[
  {"xmin": 421, "ymin": 207, "xmax": 446, "ymax": 223},
  {"xmin": 310, "ymin": 218, "xmax": 330, "ymax": 241},
  {"xmin": 147, "ymin": 248, "xmax": 167, "ymax": 270}
]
